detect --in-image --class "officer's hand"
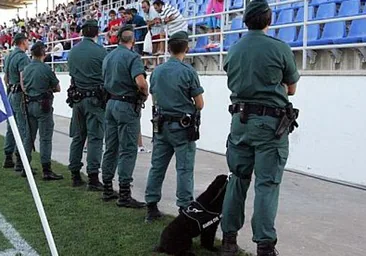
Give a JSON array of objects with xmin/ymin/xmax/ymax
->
[{"xmin": 282, "ymin": 83, "xmax": 289, "ymax": 95}]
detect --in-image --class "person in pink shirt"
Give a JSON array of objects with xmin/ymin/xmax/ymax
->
[{"xmin": 206, "ymin": 0, "xmax": 224, "ymax": 48}]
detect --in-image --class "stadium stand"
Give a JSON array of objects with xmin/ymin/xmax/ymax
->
[{"xmin": 1, "ymin": 0, "xmax": 366, "ymax": 72}]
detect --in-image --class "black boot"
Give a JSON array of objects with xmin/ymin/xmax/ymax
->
[
  {"xmin": 20, "ymin": 168, "xmax": 37, "ymax": 178},
  {"xmin": 3, "ymin": 154, "xmax": 15, "ymax": 168},
  {"xmin": 71, "ymin": 172, "xmax": 86, "ymax": 187},
  {"xmin": 14, "ymin": 153, "xmax": 23, "ymax": 172},
  {"xmin": 102, "ymin": 182, "xmax": 118, "ymax": 202},
  {"xmin": 257, "ymin": 241, "xmax": 278, "ymax": 256},
  {"xmin": 42, "ymin": 163, "xmax": 63, "ymax": 181},
  {"xmin": 116, "ymin": 184, "xmax": 146, "ymax": 208},
  {"xmin": 221, "ymin": 232, "xmax": 239, "ymax": 256},
  {"xmin": 87, "ymin": 173, "xmax": 104, "ymax": 191},
  {"xmin": 145, "ymin": 203, "xmax": 164, "ymax": 223}
]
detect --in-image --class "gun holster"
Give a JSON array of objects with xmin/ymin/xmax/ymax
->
[
  {"xmin": 187, "ymin": 113, "xmax": 201, "ymax": 142},
  {"xmin": 275, "ymin": 103, "xmax": 299, "ymax": 139}
]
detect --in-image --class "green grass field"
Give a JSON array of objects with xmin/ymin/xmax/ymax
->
[
  {"xmin": 0, "ymin": 137, "xmax": 249, "ymax": 256},
  {"xmin": 0, "ymin": 231, "xmax": 12, "ymax": 251}
]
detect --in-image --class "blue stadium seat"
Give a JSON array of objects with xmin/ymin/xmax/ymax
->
[
  {"xmin": 231, "ymin": 17, "xmax": 243, "ymax": 30},
  {"xmin": 278, "ymin": 27, "xmax": 298, "ymax": 44},
  {"xmin": 267, "ymin": 29, "xmax": 276, "ymax": 37},
  {"xmin": 211, "ymin": 17, "xmax": 243, "ymax": 52},
  {"xmin": 290, "ymin": 24, "xmax": 321, "ymax": 46},
  {"xmin": 338, "ymin": 0, "xmax": 360, "ymax": 17},
  {"xmin": 295, "ymin": 6, "xmax": 315, "ymax": 22},
  {"xmin": 315, "ymin": 2, "xmax": 336, "ymax": 19},
  {"xmin": 333, "ymin": 19, "xmax": 366, "ymax": 43},
  {"xmin": 271, "ymin": 11, "xmax": 277, "ymax": 24},
  {"xmin": 308, "ymin": 21, "xmax": 346, "ymax": 45},
  {"xmin": 292, "ymin": 1, "xmax": 304, "ymax": 8},
  {"xmin": 276, "ymin": 9, "xmax": 295, "ymax": 24},
  {"xmin": 310, "ymin": 0, "xmax": 328, "ymax": 6},
  {"xmin": 230, "ymin": 0, "xmax": 244, "ymax": 10},
  {"xmin": 275, "ymin": 0, "xmax": 293, "ymax": 11},
  {"xmin": 191, "ymin": 36, "xmax": 209, "ymax": 53},
  {"xmin": 62, "ymin": 52, "xmax": 69, "ymax": 61}
]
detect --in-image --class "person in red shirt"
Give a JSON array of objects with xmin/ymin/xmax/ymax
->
[{"xmin": 105, "ymin": 10, "xmax": 122, "ymax": 45}]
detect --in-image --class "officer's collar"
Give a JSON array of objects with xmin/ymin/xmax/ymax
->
[
  {"xmin": 168, "ymin": 56, "xmax": 182, "ymax": 63},
  {"xmin": 83, "ymin": 37, "xmax": 95, "ymax": 42},
  {"xmin": 247, "ymin": 30, "xmax": 266, "ymax": 36},
  {"xmin": 118, "ymin": 44, "xmax": 133, "ymax": 51},
  {"xmin": 32, "ymin": 58, "xmax": 42, "ymax": 63}
]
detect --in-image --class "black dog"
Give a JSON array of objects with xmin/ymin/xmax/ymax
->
[{"xmin": 155, "ymin": 174, "xmax": 228, "ymax": 256}]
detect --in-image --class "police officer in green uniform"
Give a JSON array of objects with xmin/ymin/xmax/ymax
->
[
  {"xmin": 67, "ymin": 19, "xmax": 107, "ymax": 190},
  {"xmin": 2, "ymin": 51, "xmax": 16, "ymax": 169},
  {"xmin": 101, "ymin": 25, "xmax": 148, "ymax": 208},
  {"xmin": 22, "ymin": 42, "xmax": 63, "ymax": 180},
  {"xmin": 144, "ymin": 31, "xmax": 204, "ymax": 222},
  {"xmin": 4, "ymin": 33, "xmax": 31, "ymax": 173},
  {"xmin": 220, "ymin": 1, "xmax": 300, "ymax": 255}
]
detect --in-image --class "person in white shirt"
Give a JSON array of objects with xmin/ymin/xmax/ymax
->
[
  {"xmin": 153, "ymin": 0, "xmax": 188, "ymax": 55},
  {"xmin": 142, "ymin": 0, "xmax": 164, "ymax": 66}
]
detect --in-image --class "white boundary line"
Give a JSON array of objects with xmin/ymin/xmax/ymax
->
[{"xmin": 0, "ymin": 212, "xmax": 39, "ymax": 256}]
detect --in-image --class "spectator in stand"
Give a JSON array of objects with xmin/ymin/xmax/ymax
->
[
  {"xmin": 125, "ymin": 8, "xmax": 147, "ymax": 55},
  {"xmin": 45, "ymin": 35, "xmax": 65, "ymax": 62},
  {"xmin": 105, "ymin": 10, "xmax": 122, "ymax": 46},
  {"xmin": 206, "ymin": 0, "xmax": 224, "ymax": 48},
  {"xmin": 118, "ymin": 7, "xmax": 127, "ymax": 25},
  {"xmin": 153, "ymin": 0, "xmax": 188, "ymax": 55},
  {"xmin": 141, "ymin": 0, "xmax": 163, "ymax": 68}
]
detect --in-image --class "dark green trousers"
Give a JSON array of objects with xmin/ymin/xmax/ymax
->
[
  {"xmin": 24, "ymin": 102, "xmax": 54, "ymax": 164},
  {"xmin": 145, "ymin": 122, "xmax": 196, "ymax": 208},
  {"xmin": 4, "ymin": 120, "xmax": 15, "ymax": 155},
  {"xmin": 221, "ymin": 114, "xmax": 289, "ymax": 244},
  {"xmin": 101, "ymin": 100, "xmax": 140, "ymax": 185},
  {"xmin": 68, "ymin": 97, "xmax": 105, "ymax": 174},
  {"xmin": 9, "ymin": 92, "xmax": 27, "ymax": 161}
]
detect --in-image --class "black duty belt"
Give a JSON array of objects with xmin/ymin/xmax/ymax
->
[
  {"xmin": 10, "ymin": 84, "xmax": 22, "ymax": 93},
  {"xmin": 229, "ymin": 103, "xmax": 285, "ymax": 118},
  {"xmin": 162, "ymin": 115, "xmax": 182, "ymax": 123},
  {"xmin": 26, "ymin": 93, "xmax": 52, "ymax": 102},
  {"xmin": 76, "ymin": 88, "xmax": 100, "ymax": 98},
  {"xmin": 110, "ymin": 94, "xmax": 137, "ymax": 104}
]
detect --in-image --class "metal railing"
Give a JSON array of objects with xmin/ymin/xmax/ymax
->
[{"xmin": 1, "ymin": 0, "xmax": 366, "ymax": 72}]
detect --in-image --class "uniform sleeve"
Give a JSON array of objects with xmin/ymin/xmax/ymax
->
[
  {"xmin": 189, "ymin": 69, "xmax": 204, "ymax": 98},
  {"xmin": 47, "ymin": 66, "xmax": 60, "ymax": 89},
  {"xmin": 17, "ymin": 54, "xmax": 30, "ymax": 73},
  {"xmin": 149, "ymin": 71, "xmax": 155, "ymax": 94},
  {"xmin": 282, "ymin": 45, "xmax": 300, "ymax": 85},
  {"xmin": 3, "ymin": 56, "xmax": 9, "ymax": 74},
  {"xmin": 130, "ymin": 55, "xmax": 146, "ymax": 80}
]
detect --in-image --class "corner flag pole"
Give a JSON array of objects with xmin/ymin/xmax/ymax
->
[{"xmin": 0, "ymin": 79, "xmax": 59, "ymax": 256}]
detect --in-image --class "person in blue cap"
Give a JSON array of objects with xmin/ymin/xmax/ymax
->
[
  {"xmin": 220, "ymin": 0, "xmax": 300, "ymax": 255},
  {"xmin": 67, "ymin": 19, "xmax": 108, "ymax": 190},
  {"xmin": 101, "ymin": 25, "xmax": 149, "ymax": 208},
  {"xmin": 4, "ymin": 33, "xmax": 31, "ymax": 174},
  {"xmin": 22, "ymin": 41, "xmax": 63, "ymax": 180}
]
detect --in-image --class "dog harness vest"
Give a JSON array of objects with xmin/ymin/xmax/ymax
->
[{"xmin": 182, "ymin": 201, "xmax": 222, "ymax": 232}]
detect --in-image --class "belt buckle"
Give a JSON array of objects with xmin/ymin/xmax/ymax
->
[
  {"xmin": 261, "ymin": 106, "xmax": 267, "ymax": 116},
  {"xmin": 239, "ymin": 103, "xmax": 245, "ymax": 112}
]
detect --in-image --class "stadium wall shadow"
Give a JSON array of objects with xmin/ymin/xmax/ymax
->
[{"xmin": 2, "ymin": 72, "xmax": 365, "ymax": 186}]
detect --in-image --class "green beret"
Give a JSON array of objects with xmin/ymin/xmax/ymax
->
[
  {"xmin": 244, "ymin": 0, "xmax": 270, "ymax": 22},
  {"xmin": 31, "ymin": 41, "xmax": 46, "ymax": 52},
  {"xmin": 117, "ymin": 25, "xmax": 134, "ymax": 39},
  {"xmin": 13, "ymin": 33, "xmax": 27, "ymax": 42},
  {"xmin": 168, "ymin": 31, "xmax": 189, "ymax": 44},
  {"xmin": 81, "ymin": 19, "xmax": 99, "ymax": 29}
]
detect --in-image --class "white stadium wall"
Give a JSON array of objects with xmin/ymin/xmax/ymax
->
[{"xmin": 2, "ymin": 73, "xmax": 366, "ymax": 186}]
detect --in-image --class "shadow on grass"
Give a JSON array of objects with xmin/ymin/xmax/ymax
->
[{"xmin": 0, "ymin": 137, "xmax": 249, "ymax": 255}]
